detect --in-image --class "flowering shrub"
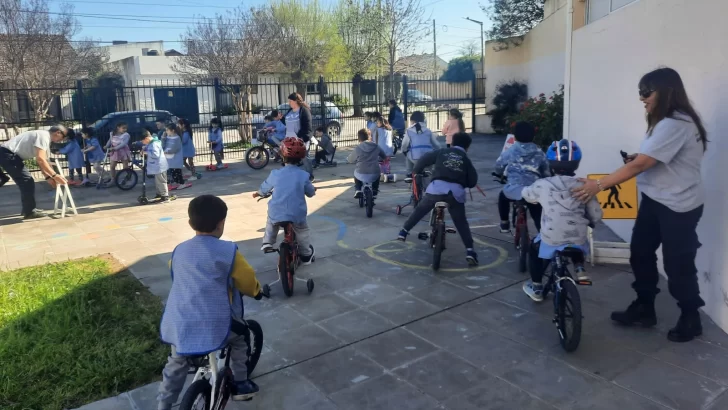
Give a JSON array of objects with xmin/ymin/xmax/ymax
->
[{"xmin": 507, "ymin": 86, "xmax": 564, "ymax": 149}]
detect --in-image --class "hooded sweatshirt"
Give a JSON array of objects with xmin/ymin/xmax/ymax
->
[
  {"xmin": 347, "ymin": 140, "xmax": 386, "ymax": 183},
  {"xmin": 494, "ymin": 141, "xmax": 551, "ymax": 200},
  {"xmin": 522, "ymin": 175, "xmax": 603, "ymax": 247}
]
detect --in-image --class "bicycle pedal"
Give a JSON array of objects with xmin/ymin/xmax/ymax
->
[
  {"xmin": 577, "ymin": 280, "xmax": 593, "ymax": 286},
  {"xmin": 417, "ymin": 232, "xmax": 429, "ymax": 240},
  {"xmin": 445, "ymin": 227, "xmax": 457, "ymax": 234},
  {"xmin": 263, "ymin": 248, "xmax": 278, "ymax": 254}
]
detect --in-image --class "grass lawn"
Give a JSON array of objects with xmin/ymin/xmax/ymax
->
[{"xmin": 0, "ymin": 255, "xmax": 168, "ymax": 410}]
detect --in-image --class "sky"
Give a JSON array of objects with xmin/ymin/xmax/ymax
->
[{"xmin": 50, "ymin": 0, "xmax": 492, "ymax": 63}]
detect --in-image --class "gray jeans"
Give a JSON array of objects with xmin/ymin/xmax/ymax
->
[
  {"xmin": 154, "ymin": 173, "xmax": 169, "ymax": 197},
  {"xmin": 263, "ymin": 217, "xmax": 312, "ymax": 257},
  {"xmin": 157, "ymin": 320, "xmax": 251, "ymax": 410}
]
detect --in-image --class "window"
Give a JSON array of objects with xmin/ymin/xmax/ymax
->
[
  {"xmin": 306, "ymin": 83, "xmax": 320, "ymax": 94},
  {"xmin": 587, "ymin": 0, "xmax": 637, "ymax": 24}
]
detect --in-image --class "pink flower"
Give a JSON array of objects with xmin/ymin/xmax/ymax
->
[{"xmin": 539, "ymin": 93, "xmax": 545, "ymax": 97}]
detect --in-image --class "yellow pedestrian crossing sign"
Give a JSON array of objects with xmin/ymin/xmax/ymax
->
[{"xmin": 587, "ymin": 174, "xmax": 638, "ymax": 219}]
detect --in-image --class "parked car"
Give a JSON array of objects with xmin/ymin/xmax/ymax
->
[
  {"xmin": 90, "ymin": 110, "xmax": 178, "ymax": 146},
  {"xmin": 407, "ymin": 89, "xmax": 433, "ymax": 104},
  {"xmin": 252, "ymin": 101, "xmax": 344, "ymax": 138}
]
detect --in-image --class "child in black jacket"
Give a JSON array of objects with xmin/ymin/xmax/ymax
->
[{"xmin": 397, "ymin": 132, "xmax": 479, "ymax": 265}]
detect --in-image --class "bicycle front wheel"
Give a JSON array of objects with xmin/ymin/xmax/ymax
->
[
  {"xmin": 179, "ymin": 379, "xmax": 211, "ymax": 410},
  {"xmin": 278, "ymin": 242, "xmax": 294, "ymax": 297},
  {"xmin": 115, "ymin": 168, "xmax": 138, "ymax": 191},
  {"xmin": 246, "ymin": 146, "xmax": 270, "ymax": 169},
  {"xmin": 246, "ymin": 320, "xmax": 264, "ymax": 378},
  {"xmin": 432, "ymin": 221, "xmax": 445, "ymax": 271},
  {"xmin": 557, "ymin": 280, "xmax": 582, "ymax": 352}
]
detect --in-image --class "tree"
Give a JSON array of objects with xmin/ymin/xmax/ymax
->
[
  {"xmin": 173, "ymin": 6, "xmax": 274, "ymax": 143},
  {"xmin": 265, "ymin": 0, "xmax": 343, "ymax": 98},
  {"xmin": 335, "ymin": 0, "xmax": 384, "ymax": 116},
  {"xmin": 459, "ymin": 40, "xmax": 479, "ymax": 57},
  {"xmin": 440, "ymin": 55, "xmax": 480, "ymax": 83},
  {"xmin": 0, "ymin": 0, "xmax": 108, "ymax": 126},
  {"xmin": 375, "ymin": 0, "xmax": 430, "ymax": 98},
  {"xmin": 481, "ymin": 0, "xmax": 545, "ymax": 50}
]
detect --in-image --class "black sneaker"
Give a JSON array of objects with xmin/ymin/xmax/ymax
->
[
  {"xmin": 300, "ymin": 245, "xmax": 315, "ymax": 265},
  {"xmin": 232, "ymin": 379, "xmax": 259, "ymax": 401},
  {"xmin": 354, "ymin": 191, "xmax": 362, "ymax": 199},
  {"xmin": 466, "ymin": 250, "xmax": 479, "ymax": 266},
  {"xmin": 397, "ymin": 229, "xmax": 408, "ymax": 241},
  {"xmin": 23, "ymin": 209, "xmax": 46, "ymax": 220},
  {"xmin": 499, "ymin": 221, "xmax": 510, "ymax": 233},
  {"xmin": 667, "ymin": 310, "xmax": 702, "ymax": 343},
  {"xmin": 611, "ymin": 299, "xmax": 657, "ymax": 327}
]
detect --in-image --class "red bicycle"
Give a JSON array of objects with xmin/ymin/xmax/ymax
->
[
  {"xmin": 255, "ymin": 193, "xmax": 314, "ymax": 297},
  {"xmin": 493, "ymin": 173, "xmax": 530, "ymax": 273}
]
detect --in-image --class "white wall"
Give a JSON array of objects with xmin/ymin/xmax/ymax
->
[
  {"xmin": 569, "ymin": 0, "xmax": 728, "ymax": 330},
  {"xmin": 103, "ymin": 41, "xmax": 165, "ymax": 63}
]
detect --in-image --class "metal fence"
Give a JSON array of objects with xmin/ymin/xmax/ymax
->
[{"xmin": 0, "ymin": 75, "xmax": 486, "ymax": 173}]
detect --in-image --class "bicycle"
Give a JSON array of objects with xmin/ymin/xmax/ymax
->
[
  {"xmin": 178, "ymin": 318, "xmax": 265, "ymax": 410},
  {"xmin": 541, "ymin": 247, "xmax": 592, "ymax": 352},
  {"xmin": 359, "ymin": 181, "xmax": 375, "ymax": 218},
  {"xmin": 416, "ymin": 201, "xmax": 457, "ymax": 271},
  {"xmin": 255, "ymin": 193, "xmax": 315, "ymax": 298},
  {"xmin": 395, "ymin": 171, "xmax": 430, "ymax": 215},
  {"xmin": 492, "ymin": 172, "xmax": 530, "ymax": 273},
  {"xmin": 115, "ymin": 147, "xmax": 144, "ymax": 191},
  {"xmin": 392, "ymin": 130, "xmax": 403, "ymax": 156},
  {"xmin": 246, "ymin": 130, "xmax": 281, "ymax": 170}
]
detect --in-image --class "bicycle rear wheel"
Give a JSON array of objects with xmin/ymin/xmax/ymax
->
[
  {"xmin": 432, "ymin": 221, "xmax": 445, "ymax": 271},
  {"xmin": 557, "ymin": 280, "xmax": 582, "ymax": 352},
  {"xmin": 365, "ymin": 187, "xmax": 373, "ymax": 218},
  {"xmin": 246, "ymin": 320, "xmax": 264, "ymax": 377},
  {"xmin": 179, "ymin": 379, "xmax": 211, "ymax": 410},
  {"xmin": 517, "ymin": 223, "xmax": 529, "ymax": 273},
  {"xmin": 115, "ymin": 168, "xmax": 138, "ymax": 191},
  {"xmin": 278, "ymin": 242, "xmax": 294, "ymax": 297}
]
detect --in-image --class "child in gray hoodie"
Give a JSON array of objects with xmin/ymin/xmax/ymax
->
[
  {"xmin": 348, "ymin": 128, "xmax": 386, "ymax": 199},
  {"xmin": 521, "ymin": 139, "xmax": 602, "ymax": 302}
]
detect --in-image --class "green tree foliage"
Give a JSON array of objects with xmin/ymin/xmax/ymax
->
[
  {"xmin": 481, "ymin": 0, "xmax": 545, "ymax": 49},
  {"xmin": 487, "ymin": 80, "xmax": 528, "ymax": 133},
  {"xmin": 440, "ymin": 55, "xmax": 480, "ymax": 83}
]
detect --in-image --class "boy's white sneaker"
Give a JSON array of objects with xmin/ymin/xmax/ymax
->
[
  {"xmin": 261, "ymin": 243, "xmax": 274, "ymax": 252},
  {"xmin": 354, "ymin": 190, "xmax": 362, "ymax": 199}
]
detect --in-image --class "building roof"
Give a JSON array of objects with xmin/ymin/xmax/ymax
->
[
  {"xmin": 394, "ymin": 53, "xmax": 449, "ymax": 77},
  {"xmin": 164, "ymin": 49, "xmax": 184, "ymax": 56}
]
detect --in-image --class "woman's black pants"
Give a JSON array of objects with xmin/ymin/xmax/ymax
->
[{"xmin": 630, "ymin": 193, "xmax": 704, "ymax": 311}]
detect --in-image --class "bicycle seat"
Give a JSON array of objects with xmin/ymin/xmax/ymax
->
[
  {"xmin": 435, "ymin": 201, "xmax": 448, "ymax": 208},
  {"xmin": 275, "ymin": 221, "xmax": 294, "ymax": 227},
  {"xmin": 559, "ymin": 247, "xmax": 585, "ymax": 259}
]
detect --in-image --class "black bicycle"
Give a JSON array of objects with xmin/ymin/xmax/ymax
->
[
  {"xmin": 542, "ymin": 247, "xmax": 591, "ymax": 352},
  {"xmin": 417, "ymin": 201, "xmax": 457, "ymax": 271},
  {"xmin": 493, "ymin": 173, "xmax": 530, "ymax": 272},
  {"xmin": 359, "ymin": 181, "xmax": 375, "ymax": 218}
]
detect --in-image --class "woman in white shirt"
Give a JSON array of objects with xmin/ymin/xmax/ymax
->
[{"xmin": 573, "ymin": 68, "xmax": 707, "ymax": 343}]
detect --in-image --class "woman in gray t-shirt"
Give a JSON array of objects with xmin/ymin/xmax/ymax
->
[{"xmin": 573, "ymin": 68, "xmax": 707, "ymax": 343}]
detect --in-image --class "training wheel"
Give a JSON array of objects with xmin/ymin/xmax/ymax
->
[
  {"xmin": 306, "ymin": 279, "xmax": 314, "ymax": 294},
  {"xmin": 395, "ymin": 205, "xmax": 402, "ymax": 215},
  {"xmin": 138, "ymin": 196, "xmax": 149, "ymax": 205},
  {"xmin": 262, "ymin": 284, "xmax": 271, "ymax": 298}
]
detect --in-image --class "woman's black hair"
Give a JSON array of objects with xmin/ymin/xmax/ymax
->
[
  {"xmin": 410, "ymin": 111, "xmax": 425, "ymax": 133},
  {"xmin": 165, "ymin": 123, "xmax": 179, "ymax": 133},
  {"xmin": 271, "ymin": 110, "xmax": 281, "ymax": 118},
  {"xmin": 388, "ymin": 99, "xmax": 397, "ymax": 107},
  {"xmin": 452, "ymin": 132, "xmax": 472, "ymax": 150},
  {"xmin": 513, "ymin": 121, "xmax": 535, "ymax": 143},
  {"xmin": 639, "ymin": 67, "xmax": 708, "ymax": 151},
  {"xmin": 449, "ymin": 108, "xmax": 465, "ymax": 132},
  {"xmin": 81, "ymin": 127, "xmax": 94, "ymax": 137},
  {"xmin": 287, "ymin": 92, "xmax": 310, "ymax": 110},
  {"xmin": 209, "ymin": 117, "xmax": 223, "ymax": 132}
]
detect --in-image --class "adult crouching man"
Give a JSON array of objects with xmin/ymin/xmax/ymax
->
[{"xmin": 0, "ymin": 125, "xmax": 68, "ymax": 219}]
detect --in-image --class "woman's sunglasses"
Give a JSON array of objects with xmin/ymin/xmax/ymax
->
[{"xmin": 639, "ymin": 88, "xmax": 654, "ymax": 98}]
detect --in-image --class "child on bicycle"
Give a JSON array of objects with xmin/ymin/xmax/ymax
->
[
  {"xmin": 402, "ymin": 111, "xmax": 440, "ymax": 179},
  {"xmin": 373, "ymin": 117, "xmax": 395, "ymax": 181},
  {"xmin": 521, "ymin": 140, "xmax": 603, "ymax": 302},
  {"xmin": 313, "ymin": 126, "xmax": 335, "ymax": 166},
  {"xmin": 158, "ymin": 195, "xmax": 263, "ymax": 409},
  {"xmin": 348, "ymin": 128, "xmax": 386, "ymax": 199},
  {"xmin": 397, "ymin": 132, "xmax": 479, "ymax": 266},
  {"xmin": 494, "ymin": 121, "xmax": 550, "ymax": 233},
  {"xmin": 254, "ymin": 136, "xmax": 316, "ymax": 262},
  {"xmin": 265, "ymin": 112, "xmax": 286, "ymax": 147}
]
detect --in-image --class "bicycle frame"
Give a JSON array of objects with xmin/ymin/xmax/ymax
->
[
  {"xmin": 188, "ymin": 346, "xmax": 231, "ymax": 407},
  {"xmin": 267, "ymin": 223, "xmax": 298, "ymax": 289},
  {"xmin": 512, "ymin": 201, "xmax": 528, "ymax": 247}
]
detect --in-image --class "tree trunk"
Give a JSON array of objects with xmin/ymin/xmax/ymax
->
[
  {"xmin": 352, "ymin": 74, "xmax": 363, "ymax": 117},
  {"xmin": 242, "ymin": 86, "xmax": 253, "ymax": 143},
  {"xmin": 233, "ymin": 93, "xmax": 249, "ymax": 144}
]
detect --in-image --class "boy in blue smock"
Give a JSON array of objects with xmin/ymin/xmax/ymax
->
[
  {"xmin": 57, "ymin": 131, "xmax": 86, "ymax": 185},
  {"xmin": 208, "ymin": 117, "xmax": 225, "ymax": 168},
  {"xmin": 158, "ymin": 195, "xmax": 263, "ymax": 409},
  {"xmin": 254, "ymin": 137, "xmax": 315, "ymax": 262},
  {"xmin": 81, "ymin": 127, "xmax": 105, "ymax": 184},
  {"xmin": 494, "ymin": 121, "xmax": 550, "ymax": 233},
  {"xmin": 521, "ymin": 140, "xmax": 602, "ymax": 302}
]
